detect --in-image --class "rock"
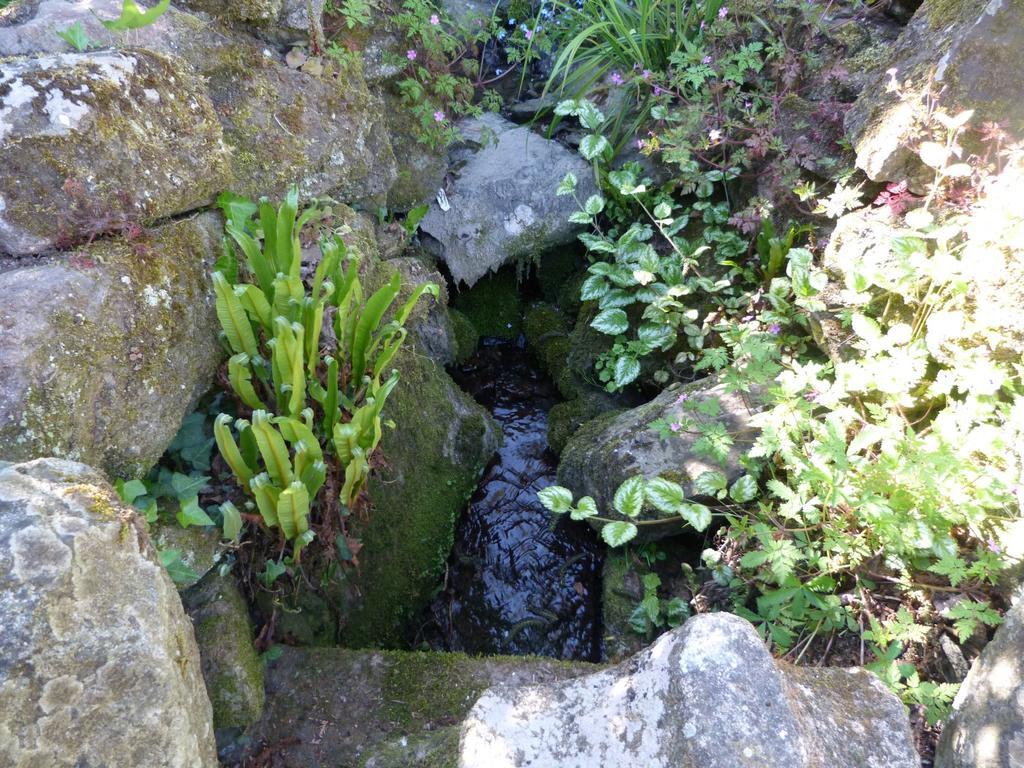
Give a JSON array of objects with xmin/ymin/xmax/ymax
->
[
  {"xmin": 151, "ymin": 522, "xmax": 222, "ymax": 590},
  {"xmin": 459, "ymin": 612, "xmax": 918, "ymax": 768},
  {"xmin": 246, "ymin": 645, "xmax": 595, "ymax": 767},
  {"xmin": 451, "ymin": 267, "xmax": 523, "ymax": 340},
  {"xmin": 177, "ymin": 0, "xmax": 326, "ymax": 43},
  {"xmin": 0, "ymin": 49, "xmax": 230, "ymax": 255},
  {"xmin": 340, "ymin": 343, "xmax": 500, "ymax": 646},
  {"xmin": 0, "ymin": 0, "xmax": 396, "ymax": 204},
  {"xmin": 371, "ymin": 254, "xmax": 457, "ymax": 365},
  {"xmin": 0, "ymin": 213, "xmax": 223, "ymax": 479},
  {"xmin": 845, "ymin": 0, "xmax": 1024, "ymax": 188},
  {"xmin": 384, "ymin": 93, "xmax": 449, "ymax": 212},
  {"xmin": 183, "ymin": 573, "xmax": 265, "ymax": 734},
  {"xmin": 557, "ymin": 374, "xmax": 766, "ymax": 541},
  {"xmin": 935, "ymin": 600, "xmax": 1024, "ymax": 767},
  {"xmin": 0, "ymin": 458, "xmax": 218, "ymax": 767},
  {"xmin": 419, "ymin": 114, "xmax": 596, "ymax": 287},
  {"xmin": 599, "ymin": 550, "xmax": 652, "ymax": 662},
  {"xmin": 450, "ymin": 308, "xmax": 480, "ymax": 363}
]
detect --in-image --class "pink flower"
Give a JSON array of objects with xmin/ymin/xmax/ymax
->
[
  {"xmin": 433, "ymin": 110, "xmax": 445, "ymax": 122},
  {"xmin": 636, "ymin": 138, "xmax": 645, "ymax": 150},
  {"xmin": 429, "ymin": 13, "xmax": 440, "ymax": 24},
  {"xmin": 670, "ymin": 422, "xmax": 683, "ymax": 433},
  {"xmin": 718, "ymin": 5, "xmax": 728, "ymax": 18},
  {"xmin": 674, "ymin": 392, "xmax": 690, "ymax": 405},
  {"xmin": 702, "ymin": 55, "xmax": 712, "ymax": 64},
  {"xmin": 610, "ymin": 71, "xmax": 623, "ymax": 85},
  {"xmin": 524, "ymin": 28, "xmax": 533, "ymax": 39},
  {"xmin": 641, "ymin": 69, "xmax": 652, "ymax": 80},
  {"xmin": 407, "ymin": 49, "xmax": 417, "ymax": 60},
  {"xmin": 653, "ymin": 85, "xmax": 663, "ymax": 96}
]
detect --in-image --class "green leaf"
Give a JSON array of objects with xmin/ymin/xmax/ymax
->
[
  {"xmin": 601, "ymin": 521, "xmax": 639, "ymax": 547},
  {"xmin": 613, "ymin": 476, "xmax": 645, "ymax": 518},
  {"xmin": 217, "ymin": 191, "xmax": 258, "ymax": 229},
  {"xmin": 213, "ymin": 271, "xmax": 259, "ymax": 358},
  {"xmin": 646, "ymin": 477, "xmax": 686, "ymax": 514},
  {"xmin": 570, "ymin": 496, "xmax": 599, "ymax": 521},
  {"xmin": 729, "ymin": 475, "xmax": 758, "ymax": 504},
  {"xmin": 580, "ymin": 275, "xmax": 609, "ymax": 301},
  {"xmin": 259, "ymin": 559, "xmax": 287, "ymax": 588},
  {"xmin": 557, "ymin": 173, "xmax": 578, "ymax": 196},
  {"xmin": 583, "ymin": 195, "xmax": 605, "ymax": 216},
  {"xmin": 56, "ymin": 21, "xmax": 93, "ymax": 51},
  {"xmin": 579, "ymin": 134, "xmax": 610, "ymax": 160},
  {"xmin": 170, "ymin": 472, "xmax": 209, "ymax": 501},
  {"xmin": 117, "ymin": 478, "xmax": 148, "ymax": 504},
  {"xmin": 220, "ymin": 501, "xmax": 242, "ymax": 541},
  {"xmin": 613, "ymin": 356, "xmax": 641, "ymax": 388},
  {"xmin": 590, "ymin": 308, "xmax": 629, "ymax": 335},
  {"xmin": 176, "ymin": 496, "xmax": 215, "ymax": 528},
  {"xmin": 538, "ymin": 485, "xmax": 574, "ymax": 514},
  {"xmin": 692, "ymin": 470, "xmax": 727, "ymax": 496},
  {"xmin": 159, "ymin": 549, "xmax": 199, "ymax": 585},
  {"xmin": 679, "ymin": 503, "xmax": 712, "ymax": 531},
  {"xmin": 101, "ymin": 0, "xmax": 170, "ymax": 30}
]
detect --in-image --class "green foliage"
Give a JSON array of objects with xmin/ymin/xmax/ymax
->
[
  {"xmin": 628, "ymin": 572, "xmax": 690, "ymax": 635},
  {"xmin": 539, "ymin": 474, "xmax": 713, "ymax": 546},
  {"xmin": 101, "ymin": 0, "xmax": 170, "ymax": 31},
  {"xmin": 56, "ymin": 21, "xmax": 95, "ymax": 52},
  {"xmin": 211, "ymin": 188, "xmax": 437, "ymax": 561}
]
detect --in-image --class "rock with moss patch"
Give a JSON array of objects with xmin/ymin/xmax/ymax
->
[
  {"xmin": 459, "ymin": 612, "xmax": 918, "ymax": 768},
  {"xmin": 0, "ymin": 49, "xmax": 230, "ymax": 255},
  {"xmin": 546, "ymin": 395, "xmax": 621, "ymax": 455},
  {"xmin": 0, "ymin": 214, "xmax": 223, "ymax": 479},
  {"xmin": 451, "ymin": 268, "xmax": 523, "ymax": 340},
  {"xmin": 450, "ymin": 308, "xmax": 480, "ymax": 363},
  {"xmin": 845, "ymin": 0, "xmax": 1024, "ymax": 189},
  {"xmin": 246, "ymin": 645, "xmax": 595, "ymax": 767},
  {"xmin": 0, "ymin": 458, "xmax": 218, "ymax": 767},
  {"xmin": 340, "ymin": 344, "xmax": 500, "ymax": 646},
  {"xmin": 0, "ymin": 0, "xmax": 396, "ymax": 204},
  {"xmin": 557, "ymin": 374, "xmax": 766, "ymax": 542},
  {"xmin": 419, "ymin": 114, "xmax": 596, "ymax": 287},
  {"xmin": 183, "ymin": 572, "xmax": 265, "ymax": 734},
  {"xmin": 935, "ymin": 599, "xmax": 1024, "ymax": 768},
  {"xmin": 150, "ymin": 522, "xmax": 222, "ymax": 591}
]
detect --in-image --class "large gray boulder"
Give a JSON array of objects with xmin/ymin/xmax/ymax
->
[
  {"xmin": 459, "ymin": 612, "xmax": 918, "ymax": 768},
  {"xmin": 557, "ymin": 374, "xmax": 766, "ymax": 540},
  {"xmin": 0, "ymin": 458, "xmax": 218, "ymax": 767},
  {"xmin": 0, "ymin": 214, "xmax": 223, "ymax": 479},
  {"xmin": 0, "ymin": 0, "xmax": 396, "ymax": 205},
  {"xmin": 420, "ymin": 114, "xmax": 596, "ymax": 287},
  {"xmin": 845, "ymin": 0, "xmax": 1024, "ymax": 188},
  {"xmin": 0, "ymin": 49, "xmax": 230, "ymax": 255},
  {"xmin": 935, "ymin": 600, "xmax": 1024, "ymax": 768}
]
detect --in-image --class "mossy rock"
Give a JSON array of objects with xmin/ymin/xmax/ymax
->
[
  {"xmin": 0, "ymin": 214, "xmax": 224, "ymax": 479},
  {"xmin": 449, "ymin": 308, "xmax": 479, "ymax": 363},
  {"xmin": 536, "ymin": 248, "xmax": 580, "ymax": 305},
  {"xmin": 247, "ymin": 646, "xmax": 597, "ymax": 767},
  {"xmin": 183, "ymin": 573, "xmax": 266, "ymax": 732},
  {"xmin": 600, "ymin": 550, "xmax": 649, "ymax": 662},
  {"xmin": 451, "ymin": 268, "xmax": 523, "ymax": 340},
  {"xmin": 340, "ymin": 344, "xmax": 500, "ymax": 646},
  {"xmin": 150, "ymin": 523, "xmax": 222, "ymax": 591},
  {"xmin": 547, "ymin": 395, "xmax": 623, "ymax": 455},
  {"xmin": 0, "ymin": 49, "xmax": 231, "ymax": 255}
]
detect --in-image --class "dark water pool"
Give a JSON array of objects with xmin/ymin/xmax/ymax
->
[{"xmin": 424, "ymin": 337, "xmax": 604, "ymax": 661}]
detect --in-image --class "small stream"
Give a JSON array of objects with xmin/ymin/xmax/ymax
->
[{"xmin": 425, "ymin": 337, "xmax": 604, "ymax": 661}]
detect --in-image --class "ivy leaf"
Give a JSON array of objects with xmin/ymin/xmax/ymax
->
[
  {"xmin": 571, "ymin": 496, "xmax": 599, "ymax": 520},
  {"xmin": 613, "ymin": 476, "xmax": 646, "ymax": 518},
  {"xmin": 591, "ymin": 308, "xmax": 629, "ymax": 335},
  {"xmin": 159, "ymin": 549, "xmax": 199, "ymax": 585},
  {"xmin": 556, "ymin": 172, "xmax": 578, "ymax": 196},
  {"xmin": 601, "ymin": 521, "xmax": 638, "ymax": 547},
  {"xmin": 170, "ymin": 472, "xmax": 210, "ymax": 501},
  {"xmin": 729, "ymin": 475, "xmax": 758, "ymax": 503},
  {"xmin": 646, "ymin": 477, "xmax": 686, "ymax": 514},
  {"xmin": 116, "ymin": 478, "xmax": 148, "ymax": 504},
  {"xmin": 176, "ymin": 496, "xmax": 215, "ymax": 528},
  {"xmin": 679, "ymin": 503, "xmax": 712, "ymax": 531},
  {"xmin": 538, "ymin": 485, "xmax": 574, "ymax": 514}
]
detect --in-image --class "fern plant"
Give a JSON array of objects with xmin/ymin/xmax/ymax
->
[{"xmin": 211, "ymin": 188, "xmax": 437, "ymax": 558}]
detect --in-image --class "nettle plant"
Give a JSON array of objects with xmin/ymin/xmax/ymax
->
[
  {"xmin": 556, "ymin": 98, "xmax": 810, "ymax": 391},
  {"xmin": 211, "ymin": 188, "xmax": 436, "ymax": 562}
]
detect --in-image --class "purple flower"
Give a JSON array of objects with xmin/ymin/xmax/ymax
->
[
  {"xmin": 429, "ymin": 13, "xmax": 440, "ymax": 24},
  {"xmin": 674, "ymin": 392, "xmax": 690, "ymax": 405},
  {"xmin": 702, "ymin": 55, "xmax": 712, "ymax": 64},
  {"xmin": 700, "ymin": 19, "xmax": 705, "ymax": 29},
  {"xmin": 406, "ymin": 49, "xmax": 417, "ymax": 60},
  {"xmin": 642, "ymin": 69, "xmax": 652, "ymax": 80},
  {"xmin": 610, "ymin": 71, "xmax": 623, "ymax": 85},
  {"xmin": 636, "ymin": 138, "xmax": 645, "ymax": 150},
  {"xmin": 670, "ymin": 422, "xmax": 683, "ymax": 433},
  {"xmin": 718, "ymin": 5, "xmax": 728, "ymax": 18},
  {"xmin": 987, "ymin": 537, "xmax": 1003, "ymax": 554},
  {"xmin": 768, "ymin": 323, "xmax": 781, "ymax": 335},
  {"xmin": 653, "ymin": 85, "xmax": 663, "ymax": 96},
  {"xmin": 433, "ymin": 110, "xmax": 445, "ymax": 122}
]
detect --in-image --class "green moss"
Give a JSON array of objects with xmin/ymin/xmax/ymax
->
[
  {"xmin": 340, "ymin": 345, "xmax": 496, "ymax": 647},
  {"xmin": 451, "ymin": 268, "xmax": 522, "ymax": 340},
  {"xmin": 536, "ymin": 249, "xmax": 580, "ymax": 304},
  {"xmin": 449, "ymin": 309, "xmax": 480, "ymax": 363},
  {"xmin": 924, "ymin": 0, "xmax": 986, "ymax": 30},
  {"xmin": 547, "ymin": 395, "xmax": 618, "ymax": 455},
  {"xmin": 523, "ymin": 302, "xmax": 570, "ymax": 350}
]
